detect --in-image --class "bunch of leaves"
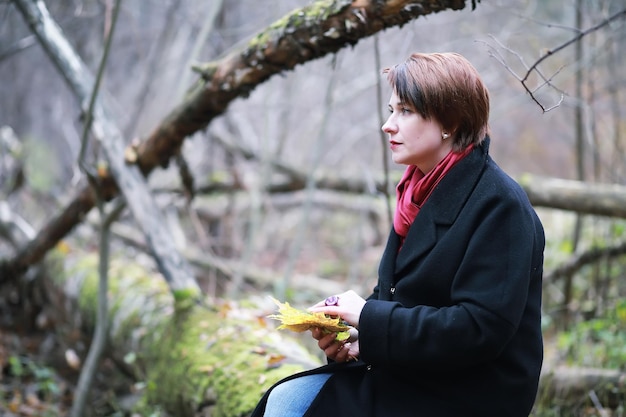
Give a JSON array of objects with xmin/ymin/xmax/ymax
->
[
  {"xmin": 557, "ymin": 299, "xmax": 626, "ymax": 369},
  {"xmin": 268, "ymin": 298, "xmax": 351, "ymax": 341}
]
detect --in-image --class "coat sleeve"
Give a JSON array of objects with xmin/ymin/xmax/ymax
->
[{"xmin": 358, "ymin": 181, "xmax": 543, "ymax": 371}]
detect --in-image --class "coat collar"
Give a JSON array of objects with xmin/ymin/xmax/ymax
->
[{"xmin": 391, "ymin": 137, "xmax": 490, "ymax": 271}]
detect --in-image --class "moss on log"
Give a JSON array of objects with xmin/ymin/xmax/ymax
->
[{"xmin": 46, "ymin": 249, "xmax": 321, "ymax": 416}]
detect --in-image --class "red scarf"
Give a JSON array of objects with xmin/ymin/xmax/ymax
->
[{"xmin": 394, "ymin": 145, "xmax": 473, "ymax": 240}]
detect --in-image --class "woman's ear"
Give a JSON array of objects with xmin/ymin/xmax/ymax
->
[{"xmin": 441, "ymin": 125, "xmax": 457, "ymax": 140}]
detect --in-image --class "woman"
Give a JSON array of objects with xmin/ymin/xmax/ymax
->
[{"xmin": 252, "ymin": 52, "xmax": 545, "ymax": 417}]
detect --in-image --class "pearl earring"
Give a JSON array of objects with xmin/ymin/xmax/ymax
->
[{"xmin": 442, "ymin": 133, "xmax": 449, "ymax": 139}]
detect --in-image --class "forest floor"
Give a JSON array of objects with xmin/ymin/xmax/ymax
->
[
  {"xmin": 0, "ymin": 286, "xmax": 612, "ymax": 417},
  {"xmin": 0, "ymin": 303, "xmax": 135, "ymax": 417},
  {"xmin": 0, "ymin": 323, "xmax": 73, "ymax": 416}
]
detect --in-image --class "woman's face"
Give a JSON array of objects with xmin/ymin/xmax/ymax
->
[{"xmin": 382, "ymin": 90, "xmax": 452, "ymax": 173}]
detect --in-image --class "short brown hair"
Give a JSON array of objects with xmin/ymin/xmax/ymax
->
[{"xmin": 384, "ymin": 52, "xmax": 490, "ymax": 151}]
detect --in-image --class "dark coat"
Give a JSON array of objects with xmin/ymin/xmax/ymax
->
[{"xmin": 251, "ymin": 138, "xmax": 545, "ymax": 417}]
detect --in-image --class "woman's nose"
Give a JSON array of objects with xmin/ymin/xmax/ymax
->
[{"xmin": 382, "ymin": 116, "xmax": 395, "ymax": 134}]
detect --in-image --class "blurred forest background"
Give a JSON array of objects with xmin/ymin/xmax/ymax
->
[{"xmin": 1, "ymin": 0, "xmax": 626, "ymax": 416}]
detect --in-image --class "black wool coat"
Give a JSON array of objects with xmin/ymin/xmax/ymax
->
[{"xmin": 251, "ymin": 138, "xmax": 545, "ymax": 417}]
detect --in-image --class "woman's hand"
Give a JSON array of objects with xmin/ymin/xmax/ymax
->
[
  {"xmin": 308, "ymin": 290, "xmax": 364, "ymax": 362},
  {"xmin": 311, "ymin": 327, "xmax": 360, "ymax": 362},
  {"xmin": 309, "ymin": 290, "xmax": 366, "ymax": 328}
]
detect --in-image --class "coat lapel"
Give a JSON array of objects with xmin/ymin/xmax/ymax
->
[{"xmin": 394, "ymin": 138, "xmax": 490, "ymax": 273}]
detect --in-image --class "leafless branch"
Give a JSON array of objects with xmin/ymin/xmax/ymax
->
[
  {"xmin": 71, "ymin": 1, "xmax": 124, "ymax": 415},
  {"xmin": 544, "ymin": 240, "xmax": 626, "ymax": 285},
  {"xmin": 522, "ymin": 9, "xmax": 626, "ymax": 84},
  {"xmin": 481, "ymin": 8, "xmax": 626, "ymax": 112},
  {"xmin": 0, "ymin": 34, "xmax": 36, "ymax": 62},
  {"xmin": 480, "ymin": 35, "xmax": 565, "ymax": 112}
]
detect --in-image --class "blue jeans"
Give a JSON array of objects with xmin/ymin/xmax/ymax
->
[{"xmin": 263, "ymin": 373, "xmax": 332, "ymax": 417}]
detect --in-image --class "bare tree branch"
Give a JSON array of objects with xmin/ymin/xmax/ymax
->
[
  {"xmin": 482, "ymin": 8, "xmax": 626, "ymax": 112},
  {"xmin": 544, "ymin": 240, "xmax": 626, "ymax": 285},
  {"xmin": 0, "ymin": 34, "xmax": 36, "ymax": 62},
  {"xmin": 71, "ymin": 1, "xmax": 124, "ymax": 415},
  {"xmin": 480, "ymin": 35, "xmax": 565, "ymax": 112},
  {"xmin": 522, "ymin": 9, "xmax": 626, "ymax": 86},
  {"xmin": 71, "ymin": 199, "xmax": 126, "ymax": 417}
]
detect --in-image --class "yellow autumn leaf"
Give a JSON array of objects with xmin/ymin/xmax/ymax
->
[
  {"xmin": 268, "ymin": 297, "xmax": 350, "ymax": 334},
  {"xmin": 268, "ymin": 353, "xmax": 286, "ymax": 366}
]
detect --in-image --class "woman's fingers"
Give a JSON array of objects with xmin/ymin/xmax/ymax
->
[
  {"xmin": 324, "ymin": 341, "xmax": 346, "ymax": 360},
  {"xmin": 311, "ymin": 327, "xmax": 359, "ymax": 362},
  {"xmin": 330, "ymin": 341, "xmax": 359, "ymax": 362},
  {"xmin": 317, "ymin": 331, "xmax": 337, "ymax": 350},
  {"xmin": 312, "ymin": 329, "xmax": 344, "ymax": 360},
  {"xmin": 308, "ymin": 290, "xmax": 366, "ymax": 328},
  {"xmin": 310, "ymin": 327, "xmax": 328, "ymax": 341},
  {"xmin": 334, "ymin": 342, "xmax": 350, "ymax": 362}
]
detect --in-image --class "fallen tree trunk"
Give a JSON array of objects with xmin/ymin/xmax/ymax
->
[
  {"xmin": 519, "ymin": 175, "xmax": 626, "ymax": 218},
  {"xmin": 537, "ymin": 366, "xmax": 626, "ymax": 411},
  {"xmin": 43, "ymin": 250, "xmax": 320, "ymax": 416}
]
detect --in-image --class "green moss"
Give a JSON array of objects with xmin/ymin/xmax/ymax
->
[
  {"xmin": 248, "ymin": 0, "xmax": 350, "ymax": 48},
  {"xmin": 143, "ymin": 307, "xmax": 317, "ymax": 417},
  {"xmin": 172, "ymin": 287, "xmax": 201, "ymax": 311},
  {"xmin": 106, "ymin": 266, "xmax": 173, "ymax": 351}
]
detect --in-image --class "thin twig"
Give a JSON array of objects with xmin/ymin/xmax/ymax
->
[
  {"xmin": 70, "ymin": 198, "xmax": 125, "ymax": 417},
  {"xmin": 70, "ymin": 0, "xmax": 123, "ymax": 416},
  {"xmin": 480, "ymin": 8, "xmax": 626, "ymax": 112},
  {"xmin": 480, "ymin": 35, "xmax": 565, "ymax": 112},
  {"xmin": 77, "ymin": 0, "xmax": 121, "ymax": 173},
  {"xmin": 522, "ymin": 9, "xmax": 626, "ymax": 84},
  {"xmin": 588, "ymin": 389, "xmax": 608, "ymax": 417}
]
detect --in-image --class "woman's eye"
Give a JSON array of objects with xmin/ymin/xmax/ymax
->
[{"xmin": 387, "ymin": 106, "xmax": 412, "ymax": 115}]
